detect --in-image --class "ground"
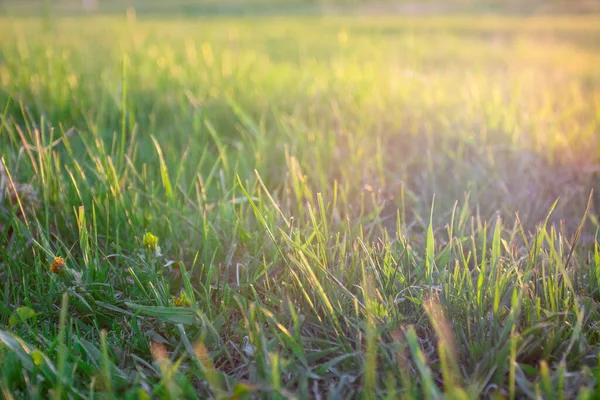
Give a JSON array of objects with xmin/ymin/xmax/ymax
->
[{"xmin": 0, "ymin": 1, "xmax": 599, "ymax": 399}]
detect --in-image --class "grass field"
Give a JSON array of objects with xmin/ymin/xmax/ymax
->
[{"xmin": 1, "ymin": 2, "xmax": 600, "ymax": 399}]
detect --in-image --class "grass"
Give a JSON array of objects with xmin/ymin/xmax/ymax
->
[{"xmin": 0, "ymin": 4, "xmax": 600, "ymax": 399}]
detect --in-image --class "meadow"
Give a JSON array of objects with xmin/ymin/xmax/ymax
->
[{"xmin": 0, "ymin": 2, "xmax": 600, "ymax": 399}]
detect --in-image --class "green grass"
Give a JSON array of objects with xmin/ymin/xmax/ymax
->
[{"xmin": 0, "ymin": 7, "xmax": 600, "ymax": 399}]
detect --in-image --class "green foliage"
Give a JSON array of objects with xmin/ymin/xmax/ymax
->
[{"xmin": 0, "ymin": 9, "xmax": 599, "ymax": 399}]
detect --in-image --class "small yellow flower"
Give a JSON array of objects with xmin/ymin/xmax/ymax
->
[
  {"xmin": 143, "ymin": 232, "xmax": 158, "ymax": 251},
  {"xmin": 50, "ymin": 256, "xmax": 65, "ymax": 274},
  {"xmin": 172, "ymin": 291, "xmax": 189, "ymax": 307}
]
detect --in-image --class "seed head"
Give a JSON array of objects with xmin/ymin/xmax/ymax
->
[
  {"xmin": 150, "ymin": 341, "xmax": 167, "ymax": 362},
  {"xmin": 50, "ymin": 256, "xmax": 65, "ymax": 274}
]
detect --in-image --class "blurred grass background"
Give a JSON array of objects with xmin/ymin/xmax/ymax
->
[
  {"xmin": 1, "ymin": 5, "xmax": 598, "ymax": 231},
  {"xmin": 2, "ymin": 0, "xmax": 600, "ymax": 16}
]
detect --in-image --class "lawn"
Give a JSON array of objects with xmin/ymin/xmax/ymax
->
[{"xmin": 0, "ymin": 2, "xmax": 600, "ymax": 399}]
